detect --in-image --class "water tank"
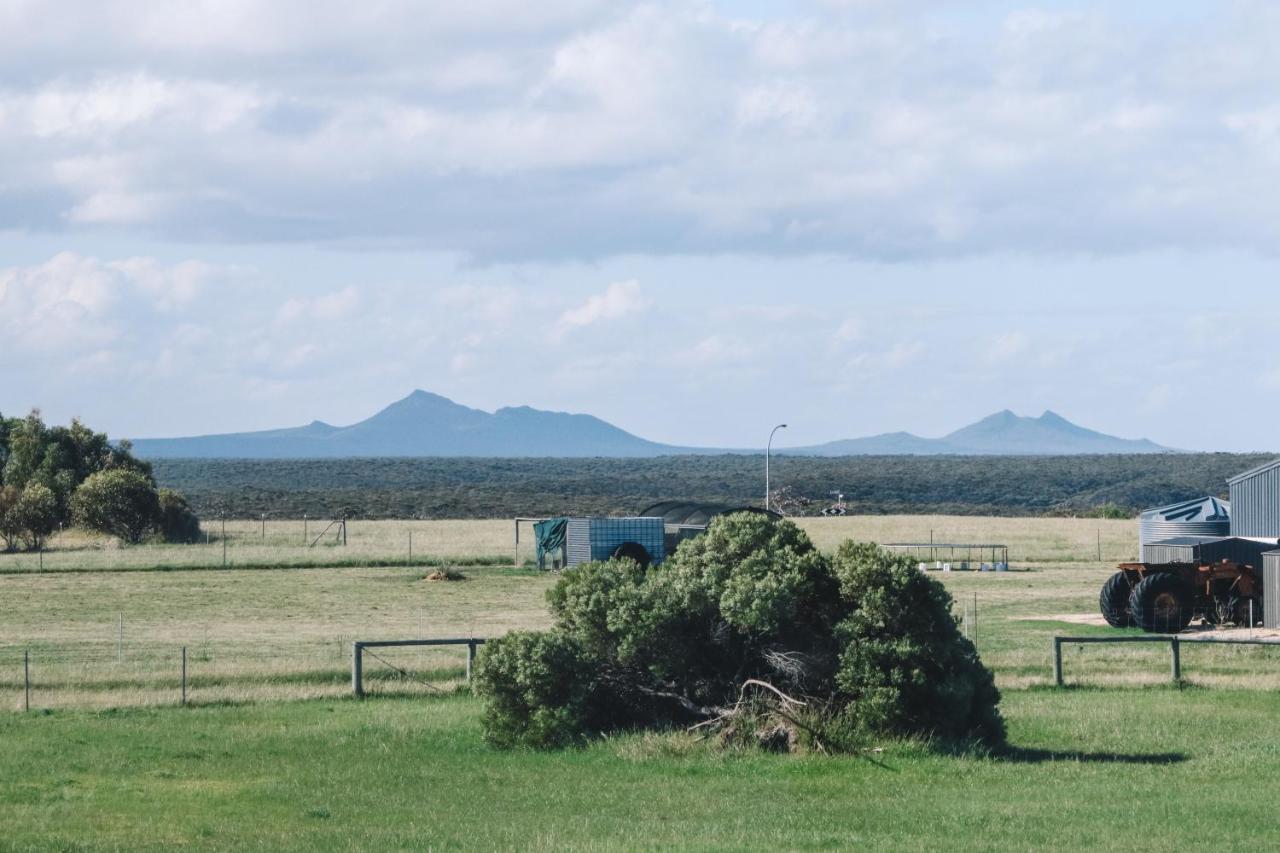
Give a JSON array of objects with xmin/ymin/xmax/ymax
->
[{"xmin": 1140, "ymin": 497, "xmax": 1230, "ymax": 551}]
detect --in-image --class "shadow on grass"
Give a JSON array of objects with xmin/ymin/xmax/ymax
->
[
  {"xmin": 994, "ymin": 746, "xmax": 1187, "ymax": 765},
  {"xmin": 924, "ymin": 736, "xmax": 1188, "ymax": 766}
]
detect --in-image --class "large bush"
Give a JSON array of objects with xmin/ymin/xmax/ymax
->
[
  {"xmin": 0, "ymin": 411, "xmax": 198, "ymax": 548},
  {"xmin": 0, "ymin": 483, "xmax": 59, "ymax": 552},
  {"xmin": 0, "ymin": 486, "xmax": 22, "ymax": 551},
  {"xmin": 475, "ymin": 514, "xmax": 1003, "ymax": 752},
  {"xmin": 11, "ymin": 483, "xmax": 58, "ymax": 550},
  {"xmin": 156, "ymin": 489, "xmax": 202, "ymax": 543},
  {"xmin": 71, "ymin": 469, "xmax": 161, "ymax": 544}
]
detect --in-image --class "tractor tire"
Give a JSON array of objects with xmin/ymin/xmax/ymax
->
[
  {"xmin": 611, "ymin": 541, "xmax": 652, "ymax": 569},
  {"xmin": 1128, "ymin": 573, "xmax": 1195, "ymax": 634},
  {"xmin": 1099, "ymin": 572, "xmax": 1135, "ymax": 628}
]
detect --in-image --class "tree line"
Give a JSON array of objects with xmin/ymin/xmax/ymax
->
[
  {"xmin": 0, "ymin": 411, "xmax": 200, "ymax": 551},
  {"xmin": 149, "ymin": 452, "xmax": 1273, "ymax": 520}
]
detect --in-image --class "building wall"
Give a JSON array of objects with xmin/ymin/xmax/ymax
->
[
  {"xmin": 565, "ymin": 517, "xmax": 667, "ymax": 567},
  {"xmin": 1230, "ymin": 464, "xmax": 1280, "ymax": 538},
  {"xmin": 1264, "ymin": 553, "xmax": 1280, "ymax": 630}
]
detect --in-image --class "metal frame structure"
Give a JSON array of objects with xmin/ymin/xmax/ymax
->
[
  {"xmin": 1052, "ymin": 634, "xmax": 1280, "ymax": 686},
  {"xmin": 351, "ymin": 638, "xmax": 487, "ymax": 698},
  {"xmin": 883, "ymin": 542, "xmax": 1010, "ymax": 567}
]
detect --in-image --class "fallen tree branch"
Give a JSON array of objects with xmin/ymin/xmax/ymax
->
[
  {"xmin": 637, "ymin": 686, "xmax": 728, "ymax": 719},
  {"xmin": 738, "ymin": 679, "xmax": 808, "ymax": 709}
]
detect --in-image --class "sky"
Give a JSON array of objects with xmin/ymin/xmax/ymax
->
[{"xmin": 2, "ymin": 0, "xmax": 1280, "ymax": 452}]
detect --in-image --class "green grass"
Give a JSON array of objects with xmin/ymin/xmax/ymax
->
[
  {"xmin": 1, "ymin": 689, "xmax": 1278, "ymax": 851},
  {"xmin": 0, "ymin": 514, "xmax": 1141, "ymax": 575},
  {"xmin": 4, "ymin": 515, "xmax": 1280, "ymax": 848}
]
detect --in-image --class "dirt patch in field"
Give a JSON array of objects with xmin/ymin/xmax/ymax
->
[
  {"xmin": 1021, "ymin": 613, "xmax": 1110, "ymax": 627},
  {"xmin": 1019, "ymin": 613, "xmax": 1280, "ymax": 640}
]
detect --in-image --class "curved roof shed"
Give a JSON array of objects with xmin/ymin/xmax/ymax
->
[{"xmin": 640, "ymin": 501, "xmax": 782, "ymax": 527}]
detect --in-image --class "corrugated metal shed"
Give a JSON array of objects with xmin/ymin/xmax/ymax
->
[
  {"xmin": 640, "ymin": 502, "xmax": 781, "ymax": 527},
  {"xmin": 564, "ymin": 517, "xmax": 666, "ymax": 568},
  {"xmin": 1229, "ymin": 459, "xmax": 1280, "ymax": 538},
  {"xmin": 1265, "ymin": 551, "xmax": 1280, "ymax": 630},
  {"xmin": 1139, "ymin": 497, "xmax": 1230, "ymax": 546},
  {"xmin": 1141, "ymin": 536, "xmax": 1278, "ymax": 568}
]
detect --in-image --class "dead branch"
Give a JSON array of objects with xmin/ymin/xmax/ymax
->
[
  {"xmin": 738, "ymin": 679, "xmax": 808, "ymax": 708},
  {"xmin": 637, "ymin": 686, "xmax": 727, "ymax": 719}
]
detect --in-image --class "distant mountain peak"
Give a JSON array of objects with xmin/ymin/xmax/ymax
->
[
  {"xmin": 128, "ymin": 394, "xmax": 1174, "ymax": 460},
  {"xmin": 791, "ymin": 409, "xmax": 1171, "ymax": 457},
  {"xmin": 131, "ymin": 390, "xmax": 677, "ymax": 459}
]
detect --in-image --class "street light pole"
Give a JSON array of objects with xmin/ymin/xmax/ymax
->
[{"xmin": 766, "ymin": 424, "xmax": 788, "ymax": 512}]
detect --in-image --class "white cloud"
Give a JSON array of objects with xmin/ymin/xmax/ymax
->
[
  {"xmin": 0, "ymin": 252, "xmax": 229, "ymax": 362},
  {"xmin": 984, "ymin": 331, "xmax": 1031, "ymax": 365},
  {"xmin": 681, "ymin": 334, "xmax": 755, "ymax": 367},
  {"xmin": 557, "ymin": 280, "xmax": 649, "ymax": 332},
  {"xmin": 0, "ymin": 3, "xmax": 1273, "ymax": 260}
]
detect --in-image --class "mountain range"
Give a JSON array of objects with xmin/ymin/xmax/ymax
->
[{"xmin": 128, "ymin": 390, "xmax": 1172, "ymax": 459}]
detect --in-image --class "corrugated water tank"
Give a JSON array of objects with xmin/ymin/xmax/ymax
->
[{"xmin": 1139, "ymin": 497, "xmax": 1230, "ymax": 554}]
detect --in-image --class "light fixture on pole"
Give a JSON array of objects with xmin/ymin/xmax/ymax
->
[{"xmin": 766, "ymin": 424, "xmax": 788, "ymax": 512}]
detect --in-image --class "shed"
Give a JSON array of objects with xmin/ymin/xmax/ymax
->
[
  {"xmin": 1229, "ymin": 459, "xmax": 1280, "ymax": 538},
  {"xmin": 534, "ymin": 516, "xmax": 666, "ymax": 571},
  {"xmin": 1264, "ymin": 551, "xmax": 1280, "ymax": 630},
  {"xmin": 1140, "ymin": 536, "xmax": 1277, "ymax": 568},
  {"xmin": 640, "ymin": 502, "xmax": 782, "ymax": 555},
  {"xmin": 639, "ymin": 501, "xmax": 781, "ymax": 527}
]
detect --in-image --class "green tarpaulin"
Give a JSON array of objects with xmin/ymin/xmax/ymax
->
[{"xmin": 535, "ymin": 518, "xmax": 569, "ymax": 569}]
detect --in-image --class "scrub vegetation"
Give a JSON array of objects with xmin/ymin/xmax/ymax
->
[
  {"xmin": 477, "ymin": 516, "xmax": 1003, "ymax": 752},
  {"xmin": 150, "ymin": 452, "xmax": 1268, "ymax": 520},
  {"xmin": 0, "ymin": 412, "xmax": 200, "ymax": 551}
]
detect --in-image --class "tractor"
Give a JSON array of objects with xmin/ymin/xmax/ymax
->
[{"xmin": 1100, "ymin": 560, "xmax": 1264, "ymax": 634}]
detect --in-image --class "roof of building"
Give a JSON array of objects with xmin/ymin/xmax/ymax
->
[
  {"xmin": 1228, "ymin": 458, "xmax": 1280, "ymax": 486},
  {"xmin": 639, "ymin": 501, "xmax": 782, "ymax": 527},
  {"xmin": 1140, "ymin": 496, "xmax": 1230, "ymax": 522}
]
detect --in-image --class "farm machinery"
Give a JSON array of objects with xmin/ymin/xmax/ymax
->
[{"xmin": 1100, "ymin": 559, "xmax": 1264, "ymax": 634}]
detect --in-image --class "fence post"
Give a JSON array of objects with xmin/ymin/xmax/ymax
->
[
  {"xmin": 352, "ymin": 643, "xmax": 364, "ymax": 698},
  {"xmin": 409, "ymin": 531, "xmax": 413, "ymax": 564},
  {"xmin": 1171, "ymin": 637, "xmax": 1182, "ymax": 682},
  {"xmin": 117, "ymin": 612, "xmax": 123, "ymax": 662},
  {"xmin": 181, "ymin": 646, "xmax": 188, "ymax": 706},
  {"xmin": 467, "ymin": 641, "xmax": 477, "ymax": 682},
  {"xmin": 972, "ymin": 593, "xmax": 978, "ymax": 644},
  {"xmin": 23, "ymin": 650, "xmax": 30, "ymax": 712},
  {"xmin": 1053, "ymin": 638, "xmax": 1064, "ymax": 687}
]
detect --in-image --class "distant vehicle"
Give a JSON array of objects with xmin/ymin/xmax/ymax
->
[{"xmin": 1101, "ymin": 557, "xmax": 1263, "ymax": 634}]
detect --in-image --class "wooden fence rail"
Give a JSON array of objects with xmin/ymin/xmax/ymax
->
[
  {"xmin": 351, "ymin": 638, "xmax": 488, "ymax": 698},
  {"xmin": 1053, "ymin": 634, "xmax": 1280, "ymax": 686}
]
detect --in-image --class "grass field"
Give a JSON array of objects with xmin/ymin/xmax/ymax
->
[
  {"xmin": 0, "ymin": 514, "xmax": 1139, "ymax": 574},
  {"xmin": 3, "ymin": 689, "xmax": 1279, "ymax": 850},
  {"xmin": 3, "ymin": 515, "xmax": 1280, "ymax": 849}
]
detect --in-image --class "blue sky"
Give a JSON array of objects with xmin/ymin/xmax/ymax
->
[{"xmin": 2, "ymin": 0, "xmax": 1280, "ymax": 452}]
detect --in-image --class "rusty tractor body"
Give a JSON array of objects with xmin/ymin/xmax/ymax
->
[{"xmin": 1100, "ymin": 560, "xmax": 1263, "ymax": 634}]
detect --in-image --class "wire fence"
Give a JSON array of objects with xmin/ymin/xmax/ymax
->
[
  {"xmin": 0, "ymin": 518, "xmax": 535, "ymax": 576},
  {"xmin": 0, "ymin": 637, "xmax": 475, "ymax": 712}
]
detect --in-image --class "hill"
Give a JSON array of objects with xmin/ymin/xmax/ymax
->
[
  {"xmin": 132, "ymin": 392, "xmax": 1171, "ymax": 459},
  {"xmin": 131, "ymin": 390, "xmax": 683, "ymax": 459},
  {"xmin": 791, "ymin": 411, "xmax": 1169, "ymax": 456}
]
